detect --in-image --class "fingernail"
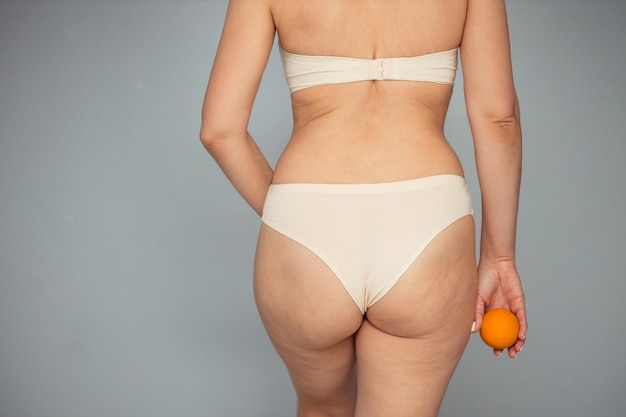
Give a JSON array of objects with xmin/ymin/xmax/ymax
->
[{"xmin": 471, "ymin": 321, "xmax": 476, "ymax": 332}]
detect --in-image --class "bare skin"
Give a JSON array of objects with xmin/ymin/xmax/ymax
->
[{"xmin": 201, "ymin": 0, "xmax": 527, "ymax": 415}]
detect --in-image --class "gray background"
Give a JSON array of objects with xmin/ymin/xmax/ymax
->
[{"xmin": 1, "ymin": 1, "xmax": 624, "ymax": 416}]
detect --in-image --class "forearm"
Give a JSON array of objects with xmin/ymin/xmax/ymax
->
[
  {"xmin": 201, "ymin": 131, "xmax": 273, "ymax": 217},
  {"xmin": 471, "ymin": 103, "xmax": 522, "ymax": 261}
]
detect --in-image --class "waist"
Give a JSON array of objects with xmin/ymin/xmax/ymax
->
[
  {"xmin": 268, "ymin": 174, "xmax": 467, "ymax": 193},
  {"xmin": 272, "ymin": 131, "xmax": 463, "ymax": 184}
]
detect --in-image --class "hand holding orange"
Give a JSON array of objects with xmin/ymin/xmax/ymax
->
[{"xmin": 480, "ymin": 308, "xmax": 520, "ymax": 350}]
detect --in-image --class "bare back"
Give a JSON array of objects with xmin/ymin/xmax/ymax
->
[
  {"xmin": 202, "ymin": 2, "xmax": 525, "ymax": 414},
  {"xmin": 270, "ymin": 0, "xmax": 469, "ymax": 184}
]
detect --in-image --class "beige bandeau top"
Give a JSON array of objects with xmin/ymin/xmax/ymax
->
[{"xmin": 279, "ymin": 45, "xmax": 458, "ymax": 94}]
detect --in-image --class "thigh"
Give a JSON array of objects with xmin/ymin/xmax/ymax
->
[
  {"xmin": 253, "ymin": 224, "xmax": 363, "ymax": 410},
  {"xmin": 355, "ymin": 215, "xmax": 477, "ymax": 417},
  {"xmin": 355, "ymin": 319, "xmax": 468, "ymax": 417}
]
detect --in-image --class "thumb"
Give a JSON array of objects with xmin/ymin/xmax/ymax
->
[{"xmin": 473, "ymin": 297, "xmax": 486, "ymax": 333}]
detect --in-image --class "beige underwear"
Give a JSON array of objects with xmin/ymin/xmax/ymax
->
[
  {"xmin": 279, "ymin": 45, "xmax": 458, "ymax": 93},
  {"xmin": 261, "ymin": 174, "xmax": 473, "ymax": 313}
]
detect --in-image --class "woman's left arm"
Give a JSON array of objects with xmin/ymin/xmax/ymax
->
[{"xmin": 200, "ymin": 0, "xmax": 276, "ymax": 216}]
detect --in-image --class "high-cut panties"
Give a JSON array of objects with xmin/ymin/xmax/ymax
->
[{"xmin": 261, "ymin": 174, "xmax": 473, "ymax": 314}]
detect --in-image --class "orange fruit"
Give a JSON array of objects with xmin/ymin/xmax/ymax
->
[{"xmin": 480, "ymin": 309, "xmax": 520, "ymax": 350}]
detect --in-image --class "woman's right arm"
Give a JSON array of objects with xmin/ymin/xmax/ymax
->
[
  {"xmin": 200, "ymin": 0, "xmax": 276, "ymax": 216},
  {"xmin": 461, "ymin": 0, "xmax": 527, "ymax": 358}
]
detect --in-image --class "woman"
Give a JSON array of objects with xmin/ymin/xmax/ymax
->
[{"xmin": 201, "ymin": 1, "xmax": 527, "ymax": 416}]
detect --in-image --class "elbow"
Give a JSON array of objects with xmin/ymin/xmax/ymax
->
[
  {"xmin": 489, "ymin": 97, "xmax": 520, "ymax": 129},
  {"xmin": 199, "ymin": 112, "xmax": 248, "ymax": 153},
  {"xmin": 469, "ymin": 96, "xmax": 521, "ymax": 138},
  {"xmin": 488, "ymin": 109, "xmax": 520, "ymax": 132},
  {"xmin": 199, "ymin": 124, "xmax": 217, "ymax": 150},
  {"xmin": 469, "ymin": 109, "xmax": 522, "ymax": 156},
  {"xmin": 199, "ymin": 122, "xmax": 231, "ymax": 154}
]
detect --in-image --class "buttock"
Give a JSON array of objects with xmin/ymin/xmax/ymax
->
[{"xmin": 261, "ymin": 174, "xmax": 473, "ymax": 313}]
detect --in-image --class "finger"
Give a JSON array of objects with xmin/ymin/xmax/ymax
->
[
  {"xmin": 506, "ymin": 335, "xmax": 525, "ymax": 359},
  {"xmin": 512, "ymin": 304, "xmax": 528, "ymax": 341},
  {"xmin": 508, "ymin": 293, "xmax": 527, "ymax": 334},
  {"xmin": 474, "ymin": 296, "xmax": 486, "ymax": 332}
]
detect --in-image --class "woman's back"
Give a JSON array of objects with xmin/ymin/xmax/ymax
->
[
  {"xmin": 201, "ymin": 1, "xmax": 526, "ymax": 415},
  {"xmin": 270, "ymin": 0, "xmax": 469, "ymax": 184}
]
